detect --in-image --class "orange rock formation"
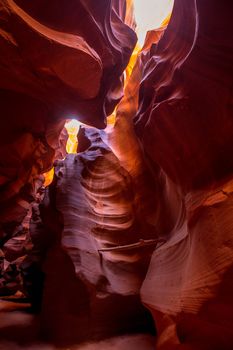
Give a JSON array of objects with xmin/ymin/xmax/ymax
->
[{"xmin": 0, "ymin": 0, "xmax": 233, "ymax": 349}]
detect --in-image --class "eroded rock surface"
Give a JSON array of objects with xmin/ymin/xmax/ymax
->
[
  {"xmin": 133, "ymin": 0, "xmax": 233, "ymax": 349},
  {"xmin": 135, "ymin": 0, "xmax": 233, "ymax": 191},
  {"xmin": 0, "ymin": 0, "xmax": 233, "ymax": 349},
  {"xmin": 0, "ymin": 0, "xmax": 136, "ymax": 252},
  {"xmin": 30, "ymin": 128, "xmax": 155, "ymax": 344}
]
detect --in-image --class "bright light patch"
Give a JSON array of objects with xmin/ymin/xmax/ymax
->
[
  {"xmin": 44, "ymin": 167, "xmax": 54, "ymax": 187},
  {"xmin": 43, "ymin": 119, "xmax": 80, "ymax": 187},
  {"xmin": 65, "ymin": 119, "xmax": 81, "ymax": 154},
  {"xmin": 133, "ymin": 0, "xmax": 174, "ymax": 46}
]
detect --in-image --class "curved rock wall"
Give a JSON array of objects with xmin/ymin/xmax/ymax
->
[
  {"xmin": 32, "ymin": 127, "xmax": 155, "ymax": 344},
  {"xmin": 0, "ymin": 0, "xmax": 136, "ymax": 268},
  {"xmin": 135, "ymin": 0, "xmax": 233, "ymax": 191},
  {"xmin": 134, "ymin": 0, "xmax": 233, "ymax": 349},
  {"xmin": 0, "ymin": 0, "xmax": 233, "ymax": 349}
]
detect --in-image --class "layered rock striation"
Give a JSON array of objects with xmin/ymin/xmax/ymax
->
[
  {"xmin": 30, "ymin": 127, "xmax": 155, "ymax": 344},
  {"xmin": 0, "ymin": 0, "xmax": 233, "ymax": 349}
]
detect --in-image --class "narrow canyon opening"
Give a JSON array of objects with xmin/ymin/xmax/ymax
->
[{"xmin": 0, "ymin": 1, "xmax": 233, "ymax": 350}]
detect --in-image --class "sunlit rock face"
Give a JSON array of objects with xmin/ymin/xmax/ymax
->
[
  {"xmin": 0, "ymin": 0, "xmax": 233, "ymax": 349},
  {"xmin": 29, "ymin": 127, "xmax": 155, "ymax": 344},
  {"xmin": 0, "ymin": 0, "xmax": 136, "ymax": 261}
]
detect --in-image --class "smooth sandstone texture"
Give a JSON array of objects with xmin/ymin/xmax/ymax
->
[
  {"xmin": 0, "ymin": 0, "xmax": 136, "ymax": 269},
  {"xmin": 134, "ymin": 0, "xmax": 233, "ymax": 191},
  {"xmin": 31, "ymin": 128, "xmax": 155, "ymax": 344},
  {"xmin": 133, "ymin": 0, "xmax": 233, "ymax": 349},
  {"xmin": 0, "ymin": 0, "xmax": 233, "ymax": 349},
  {"xmin": 0, "ymin": 0, "xmax": 136, "ymax": 125},
  {"xmin": 141, "ymin": 177, "xmax": 233, "ymax": 349}
]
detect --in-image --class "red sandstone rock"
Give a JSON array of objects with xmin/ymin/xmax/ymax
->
[
  {"xmin": 134, "ymin": 0, "xmax": 233, "ymax": 191},
  {"xmin": 29, "ymin": 127, "xmax": 155, "ymax": 344},
  {"xmin": 133, "ymin": 1, "xmax": 233, "ymax": 348},
  {"xmin": 141, "ymin": 177, "xmax": 233, "ymax": 349},
  {"xmin": 0, "ymin": 0, "xmax": 136, "ymax": 126},
  {"xmin": 0, "ymin": 0, "xmax": 233, "ymax": 348},
  {"xmin": 0, "ymin": 0, "xmax": 136, "ymax": 248}
]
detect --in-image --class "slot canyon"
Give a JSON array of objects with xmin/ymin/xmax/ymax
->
[{"xmin": 0, "ymin": 0, "xmax": 233, "ymax": 349}]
